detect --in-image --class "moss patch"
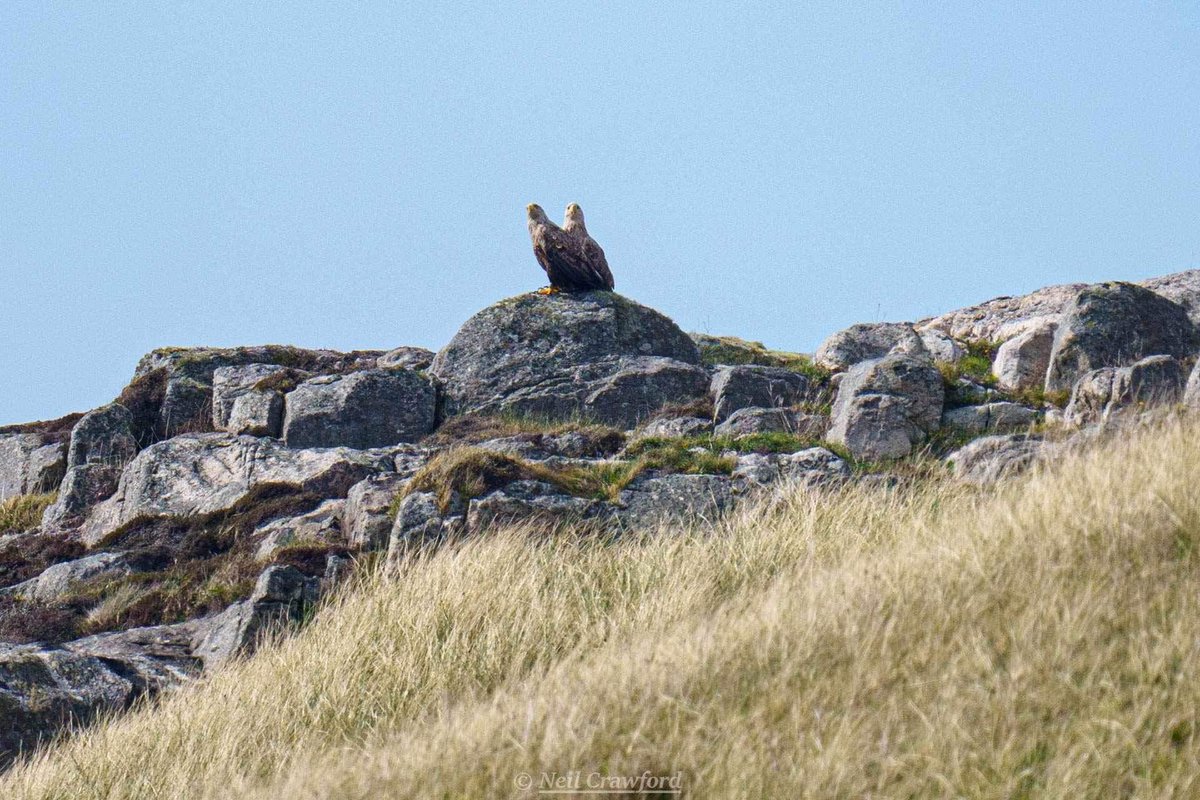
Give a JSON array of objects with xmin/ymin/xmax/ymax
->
[
  {"xmin": 692, "ymin": 334, "xmax": 830, "ymax": 381},
  {"xmin": 0, "ymin": 413, "xmax": 84, "ymax": 442}
]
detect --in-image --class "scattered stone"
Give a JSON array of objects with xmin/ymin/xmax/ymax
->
[
  {"xmin": 3, "ymin": 552, "xmax": 131, "ymax": 601},
  {"xmin": 0, "ymin": 435, "xmax": 66, "ymax": 500},
  {"xmin": 159, "ymin": 377, "xmax": 212, "ymax": 438},
  {"xmin": 388, "ymin": 491, "xmax": 465, "ymax": 555},
  {"xmin": 40, "ymin": 464, "xmax": 122, "ymax": 529},
  {"xmin": 80, "ymin": 434, "xmax": 391, "ymax": 546},
  {"xmin": 615, "ymin": 473, "xmax": 736, "ymax": 529},
  {"xmin": 814, "ymin": 322, "xmax": 929, "ymax": 371},
  {"xmin": 709, "ymin": 365, "xmax": 811, "ymax": 421},
  {"xmin": 733, "ymin": 448, "xmax": 849, "ymax": 488},
  {"xmin": 918, "ymin": 329, "xmax": 964, "ymax": 364},
  {"xmin": 1140, "ymin": 269, "xmax": 1200, "ymax": 327},
  {"xmin": 1044, "ymin": 282, "xmax": 1198, "ymax": 392},
  {"xmin": 827, "ymin": 354, "xmax": 944, "ymax": 460},
  {"xmin": 946, "ymin": 434, "xmax": 1051, "ymax": 484},
  {"xmin": 376, "ymin": 346, "xmax": 435, "ymax": 371},
  {"xmin": 715, "ymin": 407, "xmax": 793, "ymax": 437},
  {"xmin": 639, "ymin": 416, "xmax": 713, "ymax": 439},
  {"xmin": 191, "ymin": 565, "xmax": 320, "ymax": 669},
  {"xmin": 66, "ymin": 404, "xmax": 137, "ymax": 470},
  {"xmin": 212, "ymin": 364, "xmax": 304, "ymax": 436},
  {"xmin": 343, "ymin": 473, "xmax": 408, "ymax": 550},
  {"xmin": 466, "ymin": 480, "xmax": 608, "ymax": 532},
  {"xmin": 0, "ymin": 624, "xmax": 200, "ymax": 768},
  {"xmin": 917, "ymin": 282, "xmax": 1086, "ymax": 342},
  {"xmin": 430, "ymin": 291, "xmax": 702, "ymax": 428},
  {"xmin": 941, "ymin": 402, "xmax": 1038, "ymax": 434},
  {"xmin": 581, "ymin": 357, "xmax": 710, "ymax": 430},
  {"xmin": 282, "ymin": 369, "xmax": 436, "ymax": 449},
  {"xmin": 991, "ymin": 319, "xmax": 1057, "ymax": 392},
  {"xmin": 1063, "ymin": 355, "xmax": 1185, "ymax": 427},
  {"xmin": 254, "ymin": 500, "xmax": 345, "ymax": 561}
]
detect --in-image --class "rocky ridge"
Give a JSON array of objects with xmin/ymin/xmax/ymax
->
[{"xmin": 4, "ymin": 271, "xmax": 1200, "ymax": 767}]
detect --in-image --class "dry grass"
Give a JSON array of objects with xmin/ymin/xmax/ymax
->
[
  {"xmin": 0, "ymin": 493, "xmax": 56, "ymax": 535},
  {"xmin": 7, "ymin": 419, "xmax": 1200, "ymax": 797}
]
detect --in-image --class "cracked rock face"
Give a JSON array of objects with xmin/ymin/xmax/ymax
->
[
  {"xmin": 282, "ymin": 369, "xmax": 436, "ymax": 449},
  {"xmin": 430, "ymin": 292, "xmax": 705, "ymax": 429},
  {"xmin": 827, "ymin": 354, "xmax": 945, "ymax": 460},
  {"xmin": 1045, "ymin": 282, "xmax": 1198, "ymax": 393},
  {"xmin": 79, "ymin": 433, "xmax": 393, "ymax": 546}
]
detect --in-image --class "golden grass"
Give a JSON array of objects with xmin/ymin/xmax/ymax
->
[
  {"xmin": 7, "ymin": 420, "xmax": 1200, "ymax": 797},
  {"xmin": 0, "ymin": 493, "xmax": 55, "ymax": 534}
]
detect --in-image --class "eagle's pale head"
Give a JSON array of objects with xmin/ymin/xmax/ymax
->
[
  {"xmin": 564, "ymin": 203, "xmax": 585, "ymax": 230},
  {"xmin": 526, "ymin": 203, "xmax": 548, "ymax": 222}
]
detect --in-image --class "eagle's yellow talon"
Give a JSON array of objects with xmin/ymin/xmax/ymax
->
[{"xmin": 535, "ymin": 286, "xmax": 560, "ymax": 295}]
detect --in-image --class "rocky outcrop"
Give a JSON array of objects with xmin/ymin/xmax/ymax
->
[
  {"xmin": 917, "ymin": 282, "xmax": 1086, "ymax": 342},
  {"xmin": 40, "ymin": 464, "xmax": 121, "ymax": 530},
  {"xmin": 941, "ymin": 402, "xmax": 1037, "ymax": 434},
  {"xmin": 212, "ymin": 364, "xmax": 304, "ymax": 436},
  {"xmin": 732, "ymin": 448, "xmax": 849, "ymax": 488},
  {"xmin": 376, "ymin": 346, "xmax": 435, "ymax": 370},
  {"xmin": 2, "ymin": 552, "xmax": 131, "ymax": 601},
  {"xmin": 1139, "ymin": 269, "xmax": 1200, "ymax": 327},
  {"xmin": 254, "ymin": 500, "xmax": 345, "ymax": 561},
  {"xmin": 827, "ymin": 354, "xmax": 944, "ymax": 460},
  {"xmin": 430, "ymin": 292, "xmax": 704, "ymax": 428},
  {"xmin": 0, "ymin": 435, "xmax": 65, "ymax": 500},
  {"xmin": 66, "ymin": 404, "xmax": 137, "ymax": 470},
  {"xmin": 343, "ymin": 473, "xmax": 409, "ymax": 550},
  {"xmin": 714, "ymin": 408, "xmax": 826, "ymax": 439},
  {"xmin": 991, "ymin": 319, "xmax": 1058, "ymax": 392},
  {"xmin": 946, "ymin": 434, "xmax": 1052, "ymax": 484},
  {"xmin": 1063, "ymin": 355, "xmax": 1185, "ymax": 427},
  {"xmin": 814, "ymin": 322, "xmax": 929, "ymax": 371},
  {"xmin": 192, "ymin": 566, "xmax": 321, "ymax": 669},
  {"xmin": 282, "ymin": 369, "xmax": 436, "ymax": 449},
  {"xmin": 1044, "ymin": 283, "xmax": 1197, "ymax": 392},
  {"xmin": 80, "ymin": 434, "xmax": 392, "ymax": 546},
  {"xmin": 709, "ymin": 366, "xmax": 811, "ymax": 422},
  {"xmin": 0, "ymin": 623, "xmax": 200, "ymax": 769}
]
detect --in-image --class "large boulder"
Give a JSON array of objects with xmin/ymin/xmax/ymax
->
[
  {"xmin": 941, "ymin": 402, "xmax": 1038, "ymax": 434},
  {"xmin": 814, "ymin": 322, "xmax": 928, "ymax": 371},
  {"xmin": 191, "ymin": 565, "xmax": 319, "ymax": 668},
  {"xmin": 0, "ymin": 435, "xmax": 66, "ymax": 500},
  {"xmin": 79, "ymin": 434, "xmax": 392, "ymax": 546},
  {"xmin": 40, "ymin": 463, "xmax": 122, "ymax": 529},
  {"xmin": 917, "ymin": 282, "xmax": 1086, "ymax": 342},
  {"xmin": 343, "ymin": 473, "xmax": 409, "ymax": 550},
  {"xmin": 212, "ymin": 364, "xmax": 306, "ymax": 435},
  {"xmin": 709, "ymin": 365, "xmax": 811, "ymax": 421},
  {"xmin": 1063, "ymin": 355, "xmax": 1185, "ymax": 427},
  {"xmin": 118, "ymin": 345, "xmax": 385, "ymax": 445},
  {"xmin": 615, "ymin": 473, "xmax": 737, "ymax": 529},
  {"xmin": 991, "ymin": 319, "xmax": 1057, "ymax": 392},
  {"xmin": 0, "ymin": 624, "xmax": 200, "ymax": 768},
  {"xmin": 282, "ymin": 369, "xmax": 436, "ymax": 449},
  {"xmin": 1044, "ymin": 283, "xmax": 1198, "ymax": 392},
  {"xmin": 946, "ymin": 434, "xmax": 1052, "ymax": 484},
  {"xmin": 2, "ymin": 552, "xmax": 131, "ymax": 602},
  {"xmin": 1140, "ymin": 269, "xmax": 1200, "ymax": 327},
  {"xmin": 429, "ymin": 292, "xmax": 705, "ymax": 429},
  {"xmin": 827, "ymin": 354, "xmax": 944, "ymax": 460},
  {"xmin": 66, "ymin": 403, "xmax": 138, "ymax": 469}
]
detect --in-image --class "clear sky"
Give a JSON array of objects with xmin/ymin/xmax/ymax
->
[{"xmin": 2, "ymin": 3, "xmax": 1198, "ymax": 425}]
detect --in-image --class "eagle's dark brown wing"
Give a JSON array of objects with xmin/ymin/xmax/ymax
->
[
  {"xmin": 533, "ymin": 224, "xmax": 605, "ymax": 291},
  {"xmin": 579, "ymin": 236, "xmax": 615, "ymax": 290}
]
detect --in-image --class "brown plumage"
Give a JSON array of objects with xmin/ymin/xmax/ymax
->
[
  {"xmin": 526, "ymin": 203, "xmax": 615, "ymax": 292},
  {"xmin": 563, "ymin": 202, "xmax": 615, "ymax": 291}
]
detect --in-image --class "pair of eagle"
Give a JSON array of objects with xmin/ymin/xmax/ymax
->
[{"xmin": 526, "ymin": 202, "xmax": 614, "ymax": 293}]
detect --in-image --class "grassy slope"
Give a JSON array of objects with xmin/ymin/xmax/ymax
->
[{"xmin": 7, "ymin": 422, "xmax": 1200, "ymax": 798}]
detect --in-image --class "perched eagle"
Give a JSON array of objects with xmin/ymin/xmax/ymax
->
[{"xmin": 526, "ymin": 203, "xmax": 615, "ymax": 293}]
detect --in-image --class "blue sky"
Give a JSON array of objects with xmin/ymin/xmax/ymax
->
[{"xmin": 2, "ymin": 3, "xmax": 1198, "ymax": 424}]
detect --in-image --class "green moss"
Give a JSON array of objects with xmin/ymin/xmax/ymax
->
[{"xmin": 691, "ymin": 334, "xmax": 830, "ymax": 381}]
